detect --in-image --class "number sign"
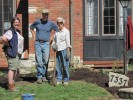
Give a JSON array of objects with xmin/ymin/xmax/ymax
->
[{"xmin": 109, "ymin": 72, "xmax": 129, "ymax": 87}]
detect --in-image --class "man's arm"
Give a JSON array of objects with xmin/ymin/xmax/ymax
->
[
  {"xmin": 50, "ymin": 22, "xmax": 58, "ymax": 44},
  {"xmin": 30, "ymin": 20, "xmax": 38, "ymax": 41},
  {"xmin": 30, "ymin": 28, "xmax": 36, "ymax": 41}
]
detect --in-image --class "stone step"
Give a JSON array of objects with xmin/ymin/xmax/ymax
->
[
  {"xmin": 19, "ymin": 58, "xmax": 55, "ymax": 74},
  {"xmin": 19, "ymin": 59, "xmax": 35, "ymax": 74},
  {"xmin": 118, "ymin": 87, "xmax": 133, "ymax": 99}
]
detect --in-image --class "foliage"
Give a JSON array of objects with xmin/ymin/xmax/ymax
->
[
  {"xmin": 0, "ymin": 70, "xmax": 7, "ymax": 77},
  {"xmin": 128, "ymin": 64, "xmax": 133, "ymax": 71},
  {"xmin": 112, "ymin": 59, "xmax": 121, "ymax": 73},
  {"xmin": 99, "ymin": 69, "xmax": 108, "ymax": 76}
]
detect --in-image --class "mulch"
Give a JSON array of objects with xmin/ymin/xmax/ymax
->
[{"xmin": 70, "ymin": 68, "xmax": 133, "ymax": 96}]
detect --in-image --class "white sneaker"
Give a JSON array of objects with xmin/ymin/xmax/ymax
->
[
  {"xmin": 57, "ymin": 82, "xmax": 62, "ymax": 85},
  {"xmin": 63, "ymin": 82, "xmax": 69, "ymax": 85}
]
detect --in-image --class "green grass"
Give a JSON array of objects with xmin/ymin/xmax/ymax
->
[{"xmin": 0, "ymin": 81, "xmax": 111, "ymax": 100}]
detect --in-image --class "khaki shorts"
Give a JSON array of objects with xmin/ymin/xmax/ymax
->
[{"xmin": 6, "ymin": 54, "xmax": 21, "ymax": 70}]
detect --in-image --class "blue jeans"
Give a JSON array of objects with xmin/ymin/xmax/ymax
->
[
  {"xmin": 35, "ymin": 41, "xmax": 50, "ymax": 79},
  {"xmin": 56, "ymin": 49, "xmax": 70, "ymax": 82}
]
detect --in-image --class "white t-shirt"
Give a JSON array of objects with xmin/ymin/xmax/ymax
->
[{"xmin": 4, "ymin": 30, "xmax": 24, "ymax": 54}]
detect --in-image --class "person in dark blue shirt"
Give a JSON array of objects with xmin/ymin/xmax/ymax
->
[{"xmin": 30, "ymin": 9, "xmax": 58, "ymax": 84}]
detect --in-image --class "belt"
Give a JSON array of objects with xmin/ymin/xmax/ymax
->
[{"xmin": 36, "ymin": 40, "xmax": 48, "ymax": 43}]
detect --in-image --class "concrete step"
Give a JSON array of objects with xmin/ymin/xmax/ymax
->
[
  {"xmin": 19, "ymin": 58, "xmax": 55, "ymax": 75},
  {"xmin": 19, "ymin": 59, "xmax": 35, "ymax": 74}
]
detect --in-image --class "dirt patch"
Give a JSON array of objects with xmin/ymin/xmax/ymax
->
[{"xmin": 0, "ymin": 68, "xmax": 133, "ymax": 98}]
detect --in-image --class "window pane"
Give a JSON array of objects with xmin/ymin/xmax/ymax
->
[
  {"xmin": 9, "ymin": 13, "xmax": 13, "ymax": 20},
  {"xmin": 104, "ymin": 17, "xmax": 109, "ymax": 25},
  {"xmin": 4, "ymin": 4, "xmax": 12, "ymax": 13},
  {"xmin": 4, "ymin": 13, "xmax": 9, "ymax": 21},
  {"xmin": 127, "ymin": 3, "xmax": 132, "ymax": 15},
  {"xmin": 4, "ymin": 4, "xmax": 13, "ymax": 21},
  {"xmin": 4, "ymin": 22, "xmax": 11, "ymax": 30},
  {"xmin": 4, "ymin": 0, "xmax": 8, "ymax": 4},
  {"xmin": 104, "ymin": 26, "xmax": 109, "ymax": 34},
  {"xmin": 119, "ymin": 4, "xmax": 123, "ymax": 35},
  {"xmin": 109, "ymin": 0, "xmax": 114, "ymax": 7},
  {"xmin": 4, "ymin": 5, "xmax": 9, "ymax": 12},
  {"xmin": 94, "ymin": 26, "xmax": 98, "ymax": 33},
  {"xmin": 0, "ymin": 0, "xmax": 13, "ymax": 36},
  {"xmin": 94, "ymin": 17, "xmax": 98, "ymax": 25},
  {"xmin": 9, "ymin": 0, "xmax": 13, "ymax": 5},
  {"xmin": 94, "ymin": 8, "xmax": 98, "ymax": 16},
  {"xmin": 104, "ymin": 8, "xmax": 109, "ymax": 16},
  {"xmin": 110, "ymin": 26, "xmax": 115, "ymax": 33},
  {"xmin": 110, "ymin": 17, "xmax": 114, "ymax": 25},
  {"xmin": 103, "ymin": 0, "xmax": 115, "ymax": 35},
  {"xmin": 0, "ymin": 0, "xmax": 2, "ymax": 5},
  {"xmin": 94, "ymin": 0, "xmax": 98, "ymax": 7},
  {"xmin": 86, "ymin": 0, "xmax": 98, "ymax": 35},
  {"xmin": 104, "ymin": 0, "xmax": 114, "ymax": 7},
  {"xmin": 119, "ymin": 2, "xmax": 131, "ymax": 35},
  {"xmin": 104, "ymin": 0, "xmax": 108, "ymax": 7},
  {"xmin": 110, "ymin": 8, "xmax": 114, "ymax": 16}
]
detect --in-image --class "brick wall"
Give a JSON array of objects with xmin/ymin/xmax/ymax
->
[
  {"xmin": 0, "ymin": 45, "xmax": 8, "ymax": 68},
  {"xmin": 0, "ymin": 0, "xmax": 121, "ymax": 68},
  {"xmin": 28, "ymin": 0, "xmax": 70, "ymax": 53},
  {"xmin": 27, "ymin": 0, "xmax": 84, "ymax": 60}
]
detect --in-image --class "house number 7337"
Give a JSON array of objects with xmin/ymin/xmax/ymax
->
[{"xmin": 109, "ymin": 72, "xmax": 129, "ymax": 87}]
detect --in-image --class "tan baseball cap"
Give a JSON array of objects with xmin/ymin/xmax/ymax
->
[{"xmin": 42, "ymin": 9, "xmax": 49, "ymax": 13}]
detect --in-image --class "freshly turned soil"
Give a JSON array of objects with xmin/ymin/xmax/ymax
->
[{"xmin": 0, "ymin": 68, "xmax": 133, "ymax": 98}]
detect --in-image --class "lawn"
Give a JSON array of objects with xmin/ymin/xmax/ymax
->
[{"xmin": 0, "ymin": 81, "xmax": 112, "ymax": 100}]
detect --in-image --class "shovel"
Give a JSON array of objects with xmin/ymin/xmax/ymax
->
[{"xmin": 49, "ymin": 49, "xmax": 57, "ymax": 86}]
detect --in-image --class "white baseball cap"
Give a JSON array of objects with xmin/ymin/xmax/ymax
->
[{"xmin": 56, "ymin": 17, "xmax": 65, "ymax": 24}]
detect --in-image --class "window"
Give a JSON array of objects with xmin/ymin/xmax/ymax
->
[
  {"xmin": 0, "ymin": 0, "xmax": 14, "ymax": 36},
  {"xmin": 103, "ymin": 0, "xmax": 116, "ymax": 35},
  {"xmin": 85, "ymin": 0, "xmax": 99, "ymax": 36},
  {"xmin": 85, "ymin": 0, "xmax": 132, "ymax": 36}
]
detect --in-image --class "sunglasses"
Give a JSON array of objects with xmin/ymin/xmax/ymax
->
[{"xmin": 57, "ymin": 22, "xmax": 63, "ymax": 25}]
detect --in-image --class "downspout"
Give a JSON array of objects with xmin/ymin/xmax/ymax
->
[{"xmin": 70, "ymin": 0, "xmax": 74, "ymax": 65}]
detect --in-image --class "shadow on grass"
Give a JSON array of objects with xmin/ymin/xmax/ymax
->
[
  {"xmin": 17, "ymin": 73, "xmax": 37, "ymax": 83},
  {"xmin": 17, "ymin": 70, "xmax": 56, "ymax": 86}
]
